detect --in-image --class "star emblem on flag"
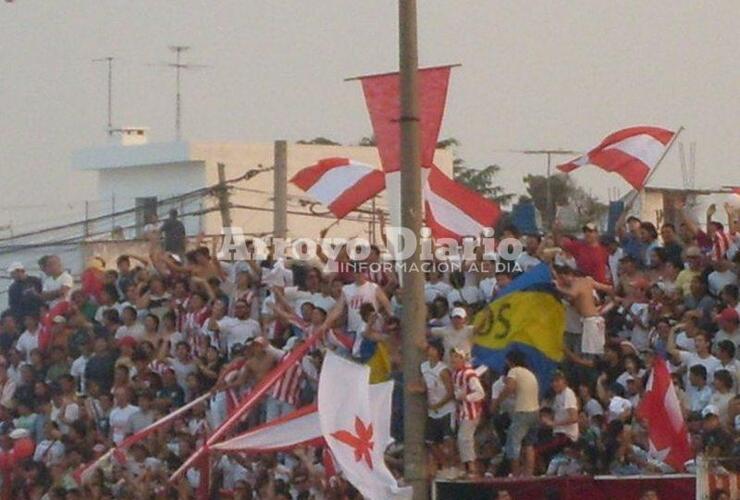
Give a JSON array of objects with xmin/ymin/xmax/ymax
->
[{"xmin": 330, "ymin": 416, "xmax": 375, "ymax": 469}]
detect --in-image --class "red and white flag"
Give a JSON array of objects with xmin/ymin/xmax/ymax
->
[
  {"xmin": 557, "ymin": 126, "xmax": 676, "ymax": 189},
  {"xmin": 637, "ymin": 357, "xmax": 693, "ymax": 472},
  {"xmin": 319, "ymin": 352, "xmax": 410, "ymax": 500},
  {"xmin": 290, "ymin": 158, "xmax": 385, "ymax": 219},
  {"xmin": 424, "ymin": 165, "xmax": 501, "ymax": 241}
]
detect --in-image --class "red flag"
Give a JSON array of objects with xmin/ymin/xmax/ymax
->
[
  {"xmin": 424, "ymin": 165, "xmax": 501, "ymax": 241},
  {"xmin": 290, "ymin": 158, "xmax": 385, "ymax": 219},
  {"xmin": 557, "ymin": 126, "xmax": 675, "ymax": 189},
  {"xmin": 637, "ymin": 357, "xmax": 693, "ymax": 472},
  {"xmin": 359, "ymin": 66, "xmax": 452, "ymax": 173}
]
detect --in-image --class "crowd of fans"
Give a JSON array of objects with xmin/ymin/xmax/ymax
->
[{"xmin": 0, "ymin": 201, "xmax": 737, "ymax": 499}]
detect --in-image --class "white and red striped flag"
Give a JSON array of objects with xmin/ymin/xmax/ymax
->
[
  {"xmin": 290, "ymin": 158, "xmax": 385, "ymax": 219},
  {"xmin": 637, "ymin": 357, "xmax": 693, "ymax": 472},
  {"xmin": 424, "ymin": 165, "xmax": 501, "ymax": 241},
  {"xmin": 557, "ymin": 126, "xmax": 676, "ymax": 189}
]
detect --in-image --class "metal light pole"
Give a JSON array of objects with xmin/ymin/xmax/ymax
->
[
  {"xmin": 92, "ymin": 56, "xmax": 115, "ymax": 136},
  {"xmin": 398, "ymin": 1, "xmax": 427, "ymax": 498}
]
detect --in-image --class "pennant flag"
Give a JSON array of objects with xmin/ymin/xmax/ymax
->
[
  {"xmin": 358, "ymin": 66, "xmax": 452, "ymax": 173},
  {"xmin": 472, "ymin": 263, "xmax": 565, "ymax": 388},
  {"xmin": 557, "ymin": 126, "xmax": 676, "ymax": 189},
  {"xmin": 318, "ymin": 352, "xmax": 411, "ymax": 500},
  {"xmin": 212, "ymin": 403, "xmax": 323, "ymax": 454},
  {"xmin": 424, "ymin": 164, "xmax": 501, "ymax": 240},
  {"xmin": 637, "ymin": 357, "xmax": 693, "ymax": 472},
  {"xmin": 290, "ymin": 157, "xmax": 385, "ymax": 219}
]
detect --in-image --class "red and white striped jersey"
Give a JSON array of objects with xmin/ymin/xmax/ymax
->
[
  {"xmin": 712, "ymin": 229, "xmax": 730, "ymax": 261},
  {"xmin": 270, "ymin": 352, "xmax": 304, "ymax": 406},
  {"xmin": 453, "ymin": 365, "xmax": 485, "ymax": 421}
]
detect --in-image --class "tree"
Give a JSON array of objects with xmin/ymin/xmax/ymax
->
[
  {"xmin": 436, "ymin": 138, "xmax": 515, "ymax": 206},
  {"xmin": 523, "ymin": 173, "xmax": 608, "ymax": 230},
  {"xmin": 297, "ymin": 137, "xmax": 341, "ymax": 146}
]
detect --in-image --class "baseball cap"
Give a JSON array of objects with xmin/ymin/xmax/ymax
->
[
  {"xmin": 685, "ymin": 246, "xmax": 702, "ymax": 258},
  {"xmin": 6, "ymin": 262, "xmax": 24, "ymax": 274},
  {"xmin": 701, "ymin": 405, "xmax": 719, "ymax": 418},
  {"xmin": 716, "ymin": 307, "xmax": 739, "ymax": 324},
  {"xmin": 582, "ymin": 222, "xmax": 598, "ymax": 232},
  {"xmin": 117, "ymin": 336, "xmax": 138, "ymax": 350},
  {"xmin": 450, "ymin": 307, "xmax": 467, "ymax": 319}
]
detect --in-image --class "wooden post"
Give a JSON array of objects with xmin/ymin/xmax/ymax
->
[
  {"xmin": 273, "ymin": 140, "xmax": 288, "ymax": 239},
  {"xmin": 216, "ymin": 163, "xmax": 233, "ymax": 228},
  {"xmin": 399, "ymin": 0, "xmax": 428, "ymax": 498}
]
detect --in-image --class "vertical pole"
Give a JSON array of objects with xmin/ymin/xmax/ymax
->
[
  {"xmin": 107, "ymin": 57, "xmax": 113, "ymax": 136},
  {"xmin": 371, "ymin": 196, "xmax": 377, "ymax": 245},
  {"xmin": 273, "ymin": 140, "xmax": 288, "ymax": 239},
  {"xmin": 111, "ymin": 194, "xmax": 116, "ymax": 232},
  {"xmin": 545, "ymin": 152, "xmax": 552, "ymax": 229},
  {"xmin": 84, "ymin": 201, "xmax": 90, "ymax": 238},
  {"xmin": 216, "ymin": 163, "xmax": 233, "ymax": 228},
  {"xmin": 175, "ymin": 51, "xmax": 182, "ymax": 140},
  {"xmin": 398, "ymin": 1, "xmax": 427, "ymax": 498}
]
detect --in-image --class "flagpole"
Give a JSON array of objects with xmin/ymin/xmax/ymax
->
[
  {"xmin": 398, "ymin": 1, "xmax": 428, "ymax": 498},
  {"xmin": 625, "ymin": 125, "xmax": 684, "ymax": 212}
]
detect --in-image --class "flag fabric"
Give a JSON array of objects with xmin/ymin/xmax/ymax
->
[
  {"xmin": 424, "ymin": 164, "xmax": 501, "ymax": 240},
  {"xmin": 318, "ymin": 352, "xmax": 411, "ymax": 500},
  {"xmin": 557, "ymin": 126, "xmax": 676, "ymax": 189},
  {"xmin": 290, "ymin": 157, "xmax": 385, "ymax": 219},
  {"xmin": 637, "ymin": 357, "xmax": 693, "ymax": 472},
  {"xmin": 212, "ymin": 403, "xmax": 324, "ymax": 454},
  {"xmin": 472, "ymin": 263, "xmax": 565, "ymax": 388},
  {"xmin": 359, "ymin": 66, "xmax": 452, "ymax": 173}
]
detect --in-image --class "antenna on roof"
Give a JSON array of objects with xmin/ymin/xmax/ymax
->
[
  {"xmin": 149, "ymin": 46, "xmax": 209, "ymax": 140},
  {"xmin": 92, "ymin": 56, "xmax": 115, "ymax": 136}
]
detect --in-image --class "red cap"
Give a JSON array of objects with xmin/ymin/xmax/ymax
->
[
  {"xmin": 117, "ymin": 336, "xmax": 138, "ymax": 349},
  {"xmin": 716, "ymin": 307, "xmax": 739, "ymax": 324}
]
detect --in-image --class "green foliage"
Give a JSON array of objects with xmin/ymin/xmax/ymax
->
[
  {"xmin": 437, "ymin": 138, "xmax": 516, "ymax": 206},
  {"xmin": 297, "ymin": 137, "xmax": 341, "ymax": 146},
  {"xmin": 523, "ymin": 173, "xmax": 608, "ymax": 229}
]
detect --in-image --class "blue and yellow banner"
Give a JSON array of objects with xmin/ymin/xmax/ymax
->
[{"xmin": 472, "ymin": 263, "xmax": 565, "ymax": 387}]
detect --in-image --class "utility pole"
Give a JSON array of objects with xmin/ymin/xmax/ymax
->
[
  {"xmin": 398, "ymin": 1, "xmax": 427, "ymax": 498},
  {"xmin": 92, "ymin": 56, "xmax": 115, "ymax": 136},
  {"xmin": 216, "ymin": 163, "xmax": 233, "ymax": 229},
  {"xmin": 513, "ymin": 149, "xmax": 579, "ymax": 229},
  {"xmin": 273, "ymin": 140, "xmax": 288, "ymax": 239}
]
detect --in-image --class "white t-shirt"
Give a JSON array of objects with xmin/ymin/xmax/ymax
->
[
  {"xmin": 707, "ymin": 270, "xmax": 738, "ymax": 297},
  {"xmin": 678, "ymin": 351, "xmax": 722, "ymax": 385},
  {"xmin": 491, "ymin": 376, "xmax": 516, "ymax": 415},
  {"xmin": 43, "ymin": 271, "xmax": 74, "ymax": 308},
  {"xmin": 284, "ymin": 287, "xmax": 335, "ymax": 314},
  {"xmin": 430, "ymin": 325, "xmax": 474, "ymax": 363},
  {"xmin": 507, "ymin": 366, "xmax": 539, "ymax": 412},
  {"xmin": 553, "ymin": 387, "xmax": 579, "ymax": 441},
  {"xmin": 424, "ymin": 281, "xmax": 452, "ymax": 304},
  {"xmin": 115, "ymin": 323, "xmax": 146, "ymax": 341},
  {"xmin": 220, "ymin": 317, "xmax": 261, "ymax": 353},
  {"xmin": 583, "ymin": 398, "xmax": 604, "ymax": 418},
  {"xmin": 16, "ymin": 328, "xmax": 40, "ymax": 362},
  {"xmin": 479, "ymin": 277, "xmax": 497, "ymax": 302},
  {"xmin": 109, "ymin": 404, "xmax": 140, "ymax": 445},
  {"xmin": 447, "ymin": 286, "xmax": 484, "ymax": 308},
  {"xmin": 607, "ymin": 396, "xmax": 632, "ymax": 422},
  {"xmin": 51, "ymin": 402, "xmax": 80, "ymax": 435},
  {"xmin": 421, "ymin": 360, "xmax": 455, "ymax": 418},
  {"xmin": 675, "ymin": 331, "xmax": 697, "ymax": 352},
  {"xmin": 70, "ymin": 355, "xmax": 88, "ymax": 393},
  {"xmin": 515, "ymin": 252, "xmax": 541, "ymax": 273},
  {"xmin": 342, "ymin": 281, "xmax": 379, "ymax": 333}
]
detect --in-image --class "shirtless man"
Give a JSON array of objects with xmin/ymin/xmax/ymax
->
[{"xmin": 554, "ymin": 266, "xmax": 613, "ymax": 355}]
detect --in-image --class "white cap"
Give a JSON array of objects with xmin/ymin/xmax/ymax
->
[
  {"xmin": 9, "ymin": 428, "xmax": 29, "ymax": 440},
  {"xmin": 702, "ymin": 405, "xmax": 719, "ymax": 418},
  {"xmin": 450, "ymin": 307, "xmax": 467, "ymax": 319},
  {"xmin": 6, "ymin": 262, "xmax": 24, "ymax": 274}
]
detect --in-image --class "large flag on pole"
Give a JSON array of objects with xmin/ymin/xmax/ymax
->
[
  {"xmin": 637, "ymin": 357, "xmax": 693, "ymax": 472},
  {"xmin": 319, "ymin": 352, "xmax": 411, "ymax": 500},
  {"xmin": 355, "ymin": 66, "xmax": 454, "ymax": 233},
  {"xmin": 424, "ymin": 164, "xmax": 501, "ymax": 240},
  {"xmin": 290, "ymin": 158, "xmax": 385, "ymax": 219},
  {"xmin": 557, "ymin": 126, "xmax": 676, "ymax": 189}
]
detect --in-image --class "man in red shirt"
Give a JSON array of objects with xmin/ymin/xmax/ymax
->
[{"xmin": 557, "ymin": 222, "xmax": 610, "ymax": 284}]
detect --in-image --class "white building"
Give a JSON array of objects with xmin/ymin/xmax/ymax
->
[{"xmin": 72, "ymin": 131, "xmax": 454, "ymax": 241}]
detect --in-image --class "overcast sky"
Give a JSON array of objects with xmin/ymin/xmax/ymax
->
[{"xmin": 1, "ymin": 1, "xmax": 739, "ymax": 232}]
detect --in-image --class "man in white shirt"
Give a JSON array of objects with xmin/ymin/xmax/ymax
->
[
  {"xmin": 515, "ymin": 234, "xmax": 542, "ymax": 273},
  {"xmin": 39, "ymin": 255, "xmax": 74, "ymax": 308},
  {"xmin": 115, "ymin": 306, "xmax": 146, "ymax": 341},
  {"xmin": 424, "ymin": 271, "xmax": 452, "ymax": 304},
  {"xmin": 16, "ymin": 315, "xmax": 41, "ymax": 363},
  {"xmin": 713, "ymin": 308, "xmax": 739, "ymax": 357},
  {"xmin": 70, "ymin": 338, "xmax": 92, "ymax": 393},
  {"xmin": 707, "ymin": 259, "xmax": 737, "ymax": 297},
  {"xmin": 685, "ymin": 365, "xmax": 713, "ymax": 413},
  {"xmin": 668, "ymin": 330, "xmax": 722, "ymax": 385},
  {"xmin": 430, "ymin": 307, "xmax": 474, "ymax": 363},
  {"xmin": 550, "ymin": 372, "xmax": 579, "ymax": 442},
  {"xmin": 323, "ymin": 272, "xmax": 392, "ymax": 336},
  {"xmin": 214, "ymin": 299, "xmax": 262, "ymax": 354},
  {"xmin": 109, "ymin": 387, "xmax": 140, "ymax": 445}
]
